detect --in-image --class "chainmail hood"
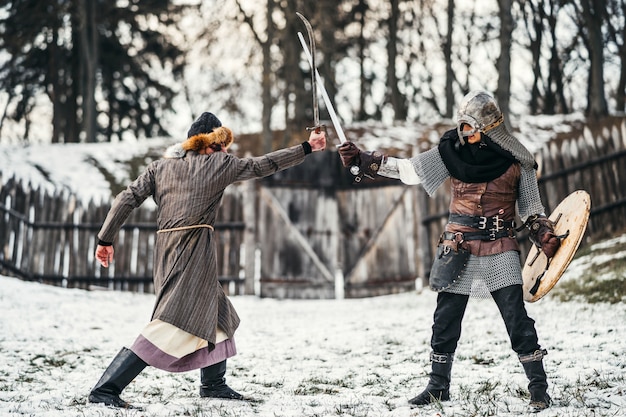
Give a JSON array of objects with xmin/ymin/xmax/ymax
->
[{"xmin": 457, "ymin": 91, "xmax": 536, "ymax": 170}]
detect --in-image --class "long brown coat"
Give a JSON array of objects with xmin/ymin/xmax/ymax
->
[{"xmin": 97, "ymin": 144, "xmax": 307, "ymax": 348}]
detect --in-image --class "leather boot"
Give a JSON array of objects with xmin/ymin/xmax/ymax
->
[
  {"xmin": 199, "ymin": 360, "xmax": 243, "ymax": 400},
  {"xmin": 408, "ymin": 352, "xmax": 453, "ymax": 406},
  {"xmin": 89, "ymin": 347, "xmax": 147, "ymax": 408},
  {"xmin": 520, "ymin": 350, "xmax": 551, "ymax": 410}
]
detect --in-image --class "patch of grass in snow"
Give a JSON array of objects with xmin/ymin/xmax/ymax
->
[
  {"xmin": 451, "ymin": 379, "xmax": 553, "ymax": 416},
  {"xmin": 556, "ymin": 373, "xmax": 622, "ymax": 411},
  {"xmin": 333, "ymin": 399, "xmax": 374, "ymax": 417},
  {"xmin": 550, "ymin": 235, "xmax": 626, "ymax": 304},
  {"xmin": 14, "ymin": 372, "xmax": 35, "ymax": 384},
  {"xmin": 30, "ymin": 353, "xmax": 67, "ymax": 368},
  {"xmin": 0, "ymin": 369, "xmax": 11, "ymax": 391},
  {"xmin": 294, "ymin": 375, "xmax": 355, "ymax": 396},
  {"xmin": 251, "ymin": 377, "xmax": 284, "ymax": 389}
]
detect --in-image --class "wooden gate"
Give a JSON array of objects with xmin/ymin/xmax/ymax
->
[{"xmin": 255, "ymin": 152, "xmax": 419, "ymax": 299}]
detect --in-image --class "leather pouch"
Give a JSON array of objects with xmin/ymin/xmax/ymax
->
[{"xmin": 429, "ymin": 240, "xmax": 470, "ymax": 291}]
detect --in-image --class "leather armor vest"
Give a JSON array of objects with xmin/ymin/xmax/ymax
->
[{"xmin": 445, "ymin": 163, "xmax": 520, "ymax": 256}]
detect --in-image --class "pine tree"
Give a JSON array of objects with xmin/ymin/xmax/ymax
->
[{"xmin": 0, "ymin": 0, "xmax": 189, "ymax": 143}]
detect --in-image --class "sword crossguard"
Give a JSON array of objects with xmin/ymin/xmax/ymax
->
[{"xmin": 305, "ymin": 124, "xmax": 326, "ymax": 134}]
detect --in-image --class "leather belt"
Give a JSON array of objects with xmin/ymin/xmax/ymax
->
[
  {"xmin": 442, "ymin": 229, "xmax": 514, "ymax": 242},
  {"xmin": 448, "ymin": 213, "xmax": 515, "ymax": 231}
]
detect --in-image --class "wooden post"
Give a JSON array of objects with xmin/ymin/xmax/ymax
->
[
  {"xmin": 416, "ymin": 186, "xmax": 431, "ymax": 288},
  {"xmin": 242, "ymin": 179, "xmax": 257, "ymax": 295}
]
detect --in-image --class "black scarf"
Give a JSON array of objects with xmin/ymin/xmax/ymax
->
[{"xmin": 438, "ymin": 129, "xmax": 518, "ymax": 183}]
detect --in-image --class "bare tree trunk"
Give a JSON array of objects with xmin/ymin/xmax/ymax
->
[
  {"xmin": 261, "ymin": 0, "xmax": 275, "ymax": 153},
  {"xmin": 497, "ymin": 0, "xmax": 513, "ymax": 124},
  {"xmin": 49, "ymin": 27, "xmax": 62, "ymax": 144},
  {"xmin": 520, "ymin": 0, "xmax": 544, "ymax": 115},
  {"xmin": 283, "ymin": 0, "xmax": 307, "ymax": 144},
  {"xmin": 607, "ymin": 0, "xmax": 626, "ymax": 111},
  {"xmin": 318, "ymin": 0, "xmax": 340, "ymax": 127},
  {"xmin": 387, "ymin": 0, "xmax": 408, "ymax": 120},
  {"xmin": 67, "ymin": 19, "xmax": 81, "ymax": 143},
  {"xmin": 77, "ymin": 0, "xmax": 98, "ymax": 142},
  {"xmin": 617, "ymin": 0, "xmax": 626, "ymax": 111},
  {"xmin": 357, "ymin": 0, "xmax": 368, "ymax": 121},
  {"xmin": 444, "ymin": 0, "xmax": 455, "ymax": 118},
  {"xmin": 546, "ymin": 1, "xmax": 569, "ymax": 114},
  {"xmin": 580, "ymin": 0, "xmax": 608, "ymax": 118},
  {"xmin": 235, "ymin": 0, "xmax": 276, "ymax": 151}
]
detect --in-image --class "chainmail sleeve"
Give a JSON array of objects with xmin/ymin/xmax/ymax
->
[
  {"xmin": 412, "ymin": 147, "xmax": 450, "ymax": 196},
  {"xmin": 517, "ymin": 166, "xmax": 545, "ymax": 222}
]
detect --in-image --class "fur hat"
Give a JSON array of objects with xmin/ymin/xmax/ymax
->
[
  {"xmin": 182, "ymin": 126, "xmax": 234, "ymax": 152},
  {"xmin": 163, "ymin": 112, "xmax": 233, "ymax": 159},
  {"xmin": 187, "ymin": 112, "xmax": 222, "ymax": 138}
]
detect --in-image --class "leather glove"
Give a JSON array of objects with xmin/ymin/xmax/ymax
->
[
  {"xmin": 527, "ymin": 215, "xmax": 561, "ymax": 258},
  {"xmin": 338, "ymin": 141, "xmax": 360, "ymax": 167},
  {"xmin": 337, "ymin": 141, "xmax": 383, "ymax": 181}
]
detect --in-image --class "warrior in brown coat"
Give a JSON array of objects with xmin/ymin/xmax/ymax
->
[
  {"xmin": 89, "ymin": 112, "xmax": 326, "ymax": 408},
  {"xmin": 338, "ymin": 91, "xmax": 559, "ymax": 411}
]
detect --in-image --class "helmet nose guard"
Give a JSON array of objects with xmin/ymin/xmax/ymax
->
[{"xmin": 456, "ymin": 91, "xmax": 504, "ymax": 144}]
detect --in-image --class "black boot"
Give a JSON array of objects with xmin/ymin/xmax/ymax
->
[
  {"xmin": 520, "ymin": 350, "xmax": 551, "ymax": 411},
  {"xmin": 200, "ymin": 360, "xmax": 243, "ymax": 400},
  {"xmin": 88, "ymin": 347, "xmax": 147, "ymax": 408},
  {"xmin": 408, "ymin": 352, "xmax": 453, "ymax": 406}
]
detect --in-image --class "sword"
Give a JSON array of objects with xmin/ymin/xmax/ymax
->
[{"xmin": 296, "ymin": 13, "xmax": 347, "ymax": 144}]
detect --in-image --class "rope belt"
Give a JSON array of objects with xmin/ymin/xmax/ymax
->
[
  {"xmin": 448, "ymin": 213, "xmax": 515, "ymax": 231},
  {"xmin": 156, "ymin": 224, "xmax": 214, "ymax": 234}
]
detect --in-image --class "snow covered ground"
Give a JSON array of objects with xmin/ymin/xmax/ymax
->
[
  {"xmin": 0, "ymin": 257, "xmax": 624, "ymax": 417},
  {"xmin": 0, "ymin": 120, "xmax": 623, "ymax": 416}
]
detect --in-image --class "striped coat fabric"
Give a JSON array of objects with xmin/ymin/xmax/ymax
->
[{"xmin": 97, "ymin": 144, "xmax": 308, "ymax": 348}]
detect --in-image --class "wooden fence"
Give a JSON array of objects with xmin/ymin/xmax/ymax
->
[
  {"xmin": 0, "ymin": 177, "xmax": 246, "ymax": 294},
  {"xmin": 1, "ymin": 116, "xmax": 625, "ymax": 298}
]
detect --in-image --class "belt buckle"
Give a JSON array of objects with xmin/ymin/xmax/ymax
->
[{"xmin": 492, "ymin": 215, "xmax": 504, "ymax": 232}]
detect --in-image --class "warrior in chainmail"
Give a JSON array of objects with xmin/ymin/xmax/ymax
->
[{"xmin": 338, "ymin": 91, "xmax": 560, "ymax": 411}]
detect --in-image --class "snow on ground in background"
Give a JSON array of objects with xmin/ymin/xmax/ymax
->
[
  {"xmin": 0, "ymin": 114, "xmax": 580, "ymax": 206},
  {"xmin": 0, "ymin": 137, "xmax": 174, "ymax": 204},
  {"xmin": 0, "ymin": 272, "xmax": 624, "ymax": 417}
]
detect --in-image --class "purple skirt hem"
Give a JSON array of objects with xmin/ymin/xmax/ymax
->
[{"xmin": 130, "ymin": 336, "xmax": 237, "ymax": 373}]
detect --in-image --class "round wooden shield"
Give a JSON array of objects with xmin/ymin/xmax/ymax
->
[{"xmin": 522, "ymin": 190, "xmax": 591, "ymax": 302}]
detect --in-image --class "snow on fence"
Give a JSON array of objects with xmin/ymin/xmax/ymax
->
[
  {"xmin": 1, "ymin": 117, "xmax": 625, "ymax": 298},
  {"xmin": 535, "ymin": 119, "xmax": 626, "ymax": 242}
]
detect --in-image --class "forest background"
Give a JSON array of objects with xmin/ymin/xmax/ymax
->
[{"xmin": 1, "ymin": 0, "xmax": 625, "ymax": 152}]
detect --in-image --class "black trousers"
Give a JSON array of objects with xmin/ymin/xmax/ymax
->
[{"xmin": 430, "ymin": 284, "xmax": 540, "ymax": 355}]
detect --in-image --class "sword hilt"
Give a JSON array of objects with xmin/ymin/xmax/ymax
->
[{"xmin": 305, "ymin": 124, "xmax": 326, "ymax": 134}]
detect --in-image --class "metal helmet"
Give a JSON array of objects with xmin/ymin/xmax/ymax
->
[{"xmin": 456, "ymin": 91, "xmax": 504, "ymax": 144}]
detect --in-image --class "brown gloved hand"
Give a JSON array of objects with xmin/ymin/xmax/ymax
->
[
  {"xmin": 337, "ymin": 141, "xmax": 383, "ymax": 181},
  {"xmin": 337, "ymin": 141, "xmax": 361, "ymax": 167},
  {"xmin": 528, "ymin": 215, "xmax": 561, "ymax": 258}
]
